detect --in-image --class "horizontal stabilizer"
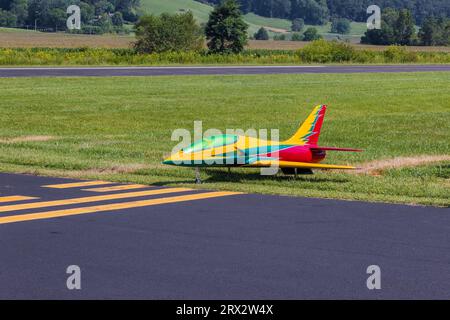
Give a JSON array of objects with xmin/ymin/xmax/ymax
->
[
  {"xmin": 310, "ymin": 146, "xmax": 363, "ymax": 152},
  {"xmin": 245, "ymin": 160, "xmax": 357, "ymax": 170}
]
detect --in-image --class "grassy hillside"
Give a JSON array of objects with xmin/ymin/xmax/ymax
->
[
  {"xmin": 139, "ymin": 0, "xmax": 277, "ymax": 35},
  {"xmin": 140, "ymin": 0, "xmax": 212, "ymax": 23},
  {"xmin": 244, "ymin": 13, "xmax": 292, "ymax": 30},
  {"xmin": 140, "ymin": 0, "xmax": 367, "ymax": 39},
  {"xmin": 243, "ymin": 12, "xmax": 291, "ymax": 36},
  {"xmin": 141, "ymin": 0, "xmax": 366, "ymax": 42},
  {"xmin": 0, "ymin": 27, "xmax": 37, "ymax": 33},
  {"xmin": 0, "ymin": 73, "xmax": 449, "ymax": 206}
]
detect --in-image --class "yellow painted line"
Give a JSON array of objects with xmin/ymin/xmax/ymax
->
[
  {"xmin": 0, "ymin": 188, "xmax": 192, "ymax": 213},
  {"xmin": 0, "ymin": 191, "xmax": 241, "ymax": 225},
  {"xmin": 0, "ymin": 195, "xmax": 39, "ymax": 203},
  {"xmin": 82, "ymin": 184, "xmax": 149, "ymax": 192},
  {"xmin": 42, "ymin": 181, "xmax": 112, "ymax": 189}
]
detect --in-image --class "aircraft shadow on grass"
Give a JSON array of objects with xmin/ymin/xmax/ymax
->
[
  {"xmin": 150, "ymin": 168, "xmax": 350, "ymax": 186},
  {"xmin": 202, "ymin": 168, "xmax": 350, "ymax": 184}
]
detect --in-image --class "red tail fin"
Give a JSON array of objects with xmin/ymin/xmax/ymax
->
[{"xmin": 285, "ymin": 105, "xmax": 327, "ymax": 145}]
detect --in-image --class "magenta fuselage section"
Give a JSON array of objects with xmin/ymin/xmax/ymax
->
[{"xmin": 266, "ymin": 146, "xmax": 326, "ymax": 163}]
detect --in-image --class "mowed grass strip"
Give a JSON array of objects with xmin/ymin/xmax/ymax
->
[{"xmin": 0, "ymin": 72, "xmax": 448, "ymax": 206}]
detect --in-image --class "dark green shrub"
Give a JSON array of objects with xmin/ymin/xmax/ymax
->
[
  {"xmin": 134, "ymin": 12, "xmax": 204, "ymax": 54},
  {"xmin": 291, "ymin": 33, "xmax": 303, "ymax": 41},
  {"xmin": 273, "ymin": 34, "xmax": 287, "ymax": 41},
  {"xmin": 254, "ymin": 27, "xmax": 269, "ymax": 40},
  {"xmin": 303, "ymin": 27, "xmax": 322, "ymax": 41},
  {"xmin": 331, "ymin": 18, "xmax": 351, "ymax": 35},
  {"xmin": 291, "ymin": 18, "xmax": 304, "ymax": 32}
]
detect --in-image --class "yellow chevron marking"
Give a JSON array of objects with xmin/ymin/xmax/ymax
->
[
  {"xmin": 82, "ymin": 184, "xmax": 148, "ymax": 192},
  {"xmin": 0, "ymin": 195, "xmax": 39, "ymax": 203},
  {"xmin": 0, "ymin": 188, "xmax": 192, "ymax": 213},
  {"xmin": 42, "ymin": 181, "xmax": 112, "ymax": 189},
  {"xmin": 0, "ymin": 191, "xmax": 241, "ymax": 225}
]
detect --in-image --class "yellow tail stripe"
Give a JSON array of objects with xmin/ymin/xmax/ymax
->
[
  {"xmin": 0, "ymin": 191, "xmax": 241, "ymax": 225},
  {"xmin": 42, "ymin": 181, "xmax": 112, "ymax": 189},
  {"xmin": 0, "ymin": 188, "xmax": 192, "ymax": 213},
  {"xmin": 0, "ymin": 196, "xmax": 39, "ymax": 203},
  {"xmin": 82, "ymin": 184, "xmax": 149, "ymax": 192}
]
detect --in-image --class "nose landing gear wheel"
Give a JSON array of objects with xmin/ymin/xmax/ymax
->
[{"xmin": 195, "ymin": 167, "xmax": 202, "ymax": 184}]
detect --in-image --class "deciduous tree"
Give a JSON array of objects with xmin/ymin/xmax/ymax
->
[{"xmin": 205, "ymin": 0, "xmax": 248, "ymax": 54}]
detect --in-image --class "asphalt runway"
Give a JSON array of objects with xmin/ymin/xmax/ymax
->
[
  {"xmin": 0, "ymin": 172, "xmax": 449, "ymax": 299},
  {"xmin": 0, "ymin": 65, "xmax": 449, "ymax": 77}
]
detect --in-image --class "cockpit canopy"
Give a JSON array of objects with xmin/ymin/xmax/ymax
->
[{"xmin": 183, "ymin": 134, "xmax": 238, "ymax": 154}]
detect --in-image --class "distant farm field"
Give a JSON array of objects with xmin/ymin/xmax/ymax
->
[
  {"xmin": 247, "ymin": 40, "xmax": 450, "ymax": 52},
  {"xmin": 0, "ymin": 28, "xmax": 134, "ymax": 48},
  {"xmin": 0, "ymin": 72, "xmax": 448, "ymax": 206},
  {"xmin": 1, "ymin": 28, "xmax": 450, "ymax": 54}
]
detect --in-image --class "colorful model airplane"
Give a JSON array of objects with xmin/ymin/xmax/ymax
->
[{"xmin": 163, "ymin": 105, "xmax": 362, "ymax": 182}]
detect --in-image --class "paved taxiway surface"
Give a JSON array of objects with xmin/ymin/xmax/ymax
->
[
  {"xmin": 0, "ymin": 172, "xmax": 449, "ymax": 299},
  {"xmin": 0, "ymin": 65, "xmax": 450, "ymax": 77}
]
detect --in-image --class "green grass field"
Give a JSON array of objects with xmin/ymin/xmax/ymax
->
[
  {"xmin": 0, "ymin": 72, "xmax": 449, "ymax": 206},
  {"xmin": 243, "ymin": 12, "xmax": 292, "ymax": 30}
]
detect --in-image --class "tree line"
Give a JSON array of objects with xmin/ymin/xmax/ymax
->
[
  {"xmin": 1, "ymin": 0, "xmax": 448, "ymax": 45},
  {"xmin": 362, "ymin": 7, "xmax": 450, "ymax": 46},
  {"xmin": 198, "ymin": 0, "xmax": 329, "ymax": 25},
  {"xmin": 0, "ymin": 0, "xmax": 139, "ymax": 33},
  {"xmin": 197, "ymin": 0, "xmax": 450, "ymax": 25},
  {"xmin": 198, "ymin": 0, "xmax": 450, "ymax": 46}
]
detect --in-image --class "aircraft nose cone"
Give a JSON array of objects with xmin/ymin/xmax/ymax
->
[
  {"xmin": 162, "ymin": 158, "xmax": 174, "ymax": 165},
  {"xmin": 163, "ymin": 152, "xmax": 188, "ymax": 166}
]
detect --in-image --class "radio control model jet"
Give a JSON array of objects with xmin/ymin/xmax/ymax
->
[{"xmin": 163, "ymin": 105, "xmax": 362, "ymax": 183}]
